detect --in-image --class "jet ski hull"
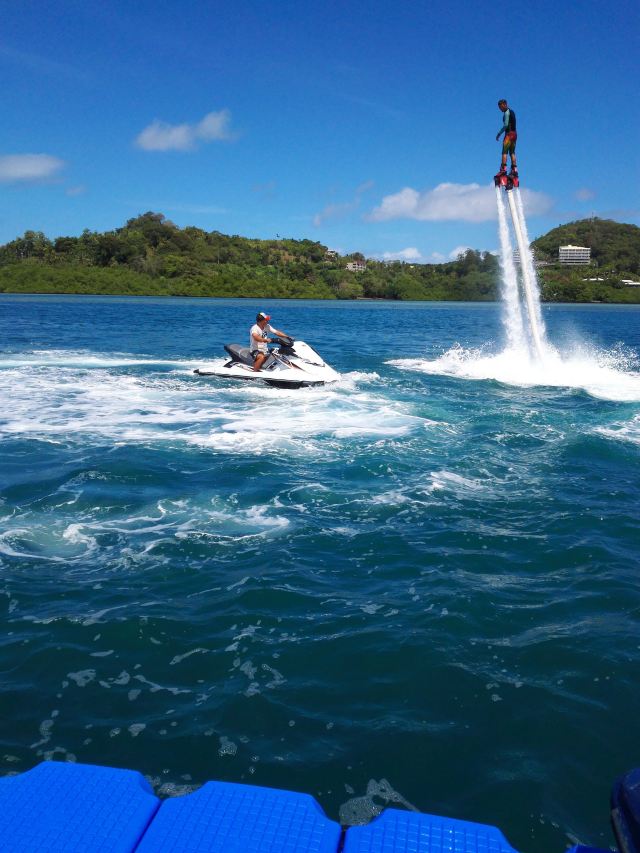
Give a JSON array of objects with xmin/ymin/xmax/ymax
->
[
  {"xmin": 194, "ymin": 338, "xmax": 339, "ymax": 388},
  {"xmin": 194, "ymin": 364, "xmax": 324, "ymax": 388}
]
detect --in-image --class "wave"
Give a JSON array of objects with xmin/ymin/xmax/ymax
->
[
  {"xmin": 389, "ymin": 341, "xmax": 640, "ymax": 402},
  {"xmin": 0, "ymin": 349, "xmax": 193, "ymax": 370},
  {"xmin": 594, "ymin": 414, "xmax": 640, "ymax": 445},
  {"xmin": 0, "ymin": 352, "xmax": 416, "ymax": 453}
]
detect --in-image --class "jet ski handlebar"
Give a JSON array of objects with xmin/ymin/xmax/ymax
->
[{"xmin": 269, "ymin": 334, "xmax": 295, "ymax": 347}]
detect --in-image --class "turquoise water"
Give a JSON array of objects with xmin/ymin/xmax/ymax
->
[{"xmin": 2, "ymin": 295, "xmax": 640, "ymax": 851}]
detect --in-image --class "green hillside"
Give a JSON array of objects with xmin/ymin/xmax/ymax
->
[
  {"xmin": 1, "ymin": 212, "xmax": 639, "ymax": 303},
  {"xmin": 0, "ymin": 212, "xmax": 500, "ymax": 302},
  {"xmin": 532, "ymin": 218, "xmax": 640, "ymax": 271}
]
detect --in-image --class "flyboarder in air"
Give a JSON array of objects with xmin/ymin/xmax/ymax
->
[{"xmin": 494, "ymin": 99, "xmax": 519, "ymax": 190}]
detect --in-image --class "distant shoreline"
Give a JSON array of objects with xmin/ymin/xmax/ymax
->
[
  {"xmin": 3, "ymin": 291, "xmax": 640, "ymax": 309},
  {"xmin": 2, "ymin": 214, "xmax": 639, "ymax": 304}
]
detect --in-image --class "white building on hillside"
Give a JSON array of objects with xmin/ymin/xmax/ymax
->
[
  {"xmin": 559, "ymin": 245, "xmax": 591, "ymax": 265},
  {"xmin": 346, "ymin": 260, "xmax": 367, "ymax": 272}
]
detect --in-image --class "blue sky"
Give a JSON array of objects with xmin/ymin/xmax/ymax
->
[{"xmin": 1, "ymin": 0, "xmax": 638, "ymax": 261}]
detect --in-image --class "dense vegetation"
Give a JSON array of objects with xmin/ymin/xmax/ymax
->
[
  {"xmin": 532, "ymin": 218, "xmax": 640, "ymax": 272},
  {"xmin": 1, "ymin": 213, "xmax": 639, "ymax": 303},
  {"xmin": 531, "ymin": 219, "xmax": 640, "ymax": 303}
]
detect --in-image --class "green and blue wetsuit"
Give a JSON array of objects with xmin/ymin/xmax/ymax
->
[{"xmin": 498, "ymin": 108, "xmax": 517, "ymax": 154}]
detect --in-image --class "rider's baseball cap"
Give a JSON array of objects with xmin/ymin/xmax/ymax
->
[{"xmin": 257, "ymin": 312, "xmax": 271, "ymax": 321}]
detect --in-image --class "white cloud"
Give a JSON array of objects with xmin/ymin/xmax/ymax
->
[
  {"xmin": 136, "ymin": 121, "xmax": 192, "ymax": 152},
  {"xmin": 368, "ymin": 182, "xmax": 553, "ymax": 223},
  {"xmin": 381, "ymin": 247, "xmax": 424, "ymax": 262},
  {"xmin": 373, "ymin": 242, "xmax": 502, "ymax": 264},
  {"xmin": 135, "ymin": 109, "xmax": 235, "ymax": 152},
  {"xmin": 448, "ymin": 245, "xmax": 472, "ymax": 260},
  {"xmin": 575, "ymin": 187, "xmax": 595, "ymax": 201},
  {"xmin": 196, "ymin": 111, "xmax": 234, "ymax": 142},
  {"xmin": 313, "ymin": 201, "xmax": 356, "ymax": 227},
  {"xmin": 0, "ymin": 154, "xmax": 65, "ymax": 183},
  {"xmin": 66, "ymin": 184, "xmax": 86, "ymax": 197},
  {"xmin": 313, "ymin": 181, "xmax": 374, "ymax": 226},
  {"xmin": 377, "ymin": 246, "xmax": 478, "ymax": 264},
  {"xmin": 356, "ymin": 180, "xmax": 375, "ymax": 195}
]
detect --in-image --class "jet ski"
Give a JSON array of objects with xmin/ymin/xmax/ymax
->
[{"xmin": 194, "ymin": 335, "xmax": 340, "ymax": 388}]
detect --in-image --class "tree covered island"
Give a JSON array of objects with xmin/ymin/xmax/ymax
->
[{"xmin": 1, "ymin": 213, "xmax": 639, "ymax": 303}]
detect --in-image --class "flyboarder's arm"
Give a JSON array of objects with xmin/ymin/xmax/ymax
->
[{"xmin": 496, "ymin": 109, "xmax": 510, "ymax": 140}]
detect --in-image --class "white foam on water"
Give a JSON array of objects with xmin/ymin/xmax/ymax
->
[
  {"xmin": 62, "ymin": 524, "xmax": 99, "ymax": 553},
  {"xmin": 369, "ymin": 489, "xmax": 412, "ymax": 505},
  {"xmin": 67, "ymin": 670, "xmax": 96, "ymax": 687},
  {"xmin": 0, "ymin": 349, "xmax": 188, "ymax": 369},
  {"xmin": 0, "ymin": 491, "xmax": 299, "ymax": 570},
  {"xmin": 169, "ymin": 648, "xmax": 210, "ymax": 666},
  {"xmin": 339, "ymin": 778, "xmax": 419, "ymax": 826},
  {"xmin": 389, "ymin": 190, "xmax": 640, "ymax": 404},
  {"xmin": 0, "ymin": 352, "xmax": 416, "ymax": 453},
  {"xmin": 389, "ymin": 341, "xmax": 640, "ymax": 402},
  {"xmin": 429, "ymin": 470, "xmax": 486, "ymax": 494},
  {"xmin": 337, "ymin": 370, "xmax": 380, "ymax": 388},
  {"xmin": 0, "ymin": 529, "xmax": 68, "ymax": 562},
  {"xmin": 594, "ymin": 414, "xmax": 640, "ymax": 445},
  {"xmin": 218, "ymin": 736, "xmax": 237, "ymax": 757},
  {"xmin": 182, "ymin": 504, "xmax": 291, "ymax": 539}
]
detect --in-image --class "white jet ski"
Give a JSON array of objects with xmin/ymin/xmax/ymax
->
[{"xmin": 194, "ymin": 335, "xmax": 339, "ymax": 388}]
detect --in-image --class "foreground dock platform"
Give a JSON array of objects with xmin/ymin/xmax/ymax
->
[{"xmin": 0, "ymin": 760, "xmax": 622, "ymax": 852}]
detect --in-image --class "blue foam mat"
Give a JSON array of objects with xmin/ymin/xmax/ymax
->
[
  {"xmin": 342, "ymin": 807, "xmax": 519, "ymax": 853},
  {"xmin": 0, "ymin": 762, "xmax": 531, "ymax": 853},
  {"xmin": 136, "ymin": 779, "xmax": 342, "ymax": 852},
  {"xmin": 0, "ymin": 761, "xmax": 159, "ymax": 853}
]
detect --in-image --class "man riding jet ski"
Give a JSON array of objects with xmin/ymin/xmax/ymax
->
[
  {"xmin": 194, "ymin": 312, "xmax": 340, "ymax": 388},
  {"xmin": 248, "ymin": 311, "xmax": 289, "ymax": 372}
]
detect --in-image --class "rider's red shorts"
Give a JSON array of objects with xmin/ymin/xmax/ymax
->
[{"xmin": 502, "ymin": 131, "xmax": 517, "ymax": 154}]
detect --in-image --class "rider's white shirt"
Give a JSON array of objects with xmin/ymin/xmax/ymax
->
[{"xmin": 250, "ymin": 323, "xmax": 273, "ymax": 353}]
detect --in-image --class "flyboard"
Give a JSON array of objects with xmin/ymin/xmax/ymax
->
[{"xmin": 494, "ymin": 169, "xmax": 546, "ymax": 362}]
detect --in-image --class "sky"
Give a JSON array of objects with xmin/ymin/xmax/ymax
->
[{"xmin": 1, "ymin": 0, "xmax": 638, "ymax": 262}]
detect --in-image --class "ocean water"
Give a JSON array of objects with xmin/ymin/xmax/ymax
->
[{"xmin": 1, "ymin": 295, "xmax": 639, "ymax": 851}]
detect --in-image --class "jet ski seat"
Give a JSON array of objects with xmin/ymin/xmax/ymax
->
[{"xmin": 224, "ymin": 344, "xmax": 254, "ymax": 366}]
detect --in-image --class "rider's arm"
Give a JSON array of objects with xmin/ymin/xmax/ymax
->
[{"xmin": 497, "ymin": 110, "xmax": 510, "ymax": 136}]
